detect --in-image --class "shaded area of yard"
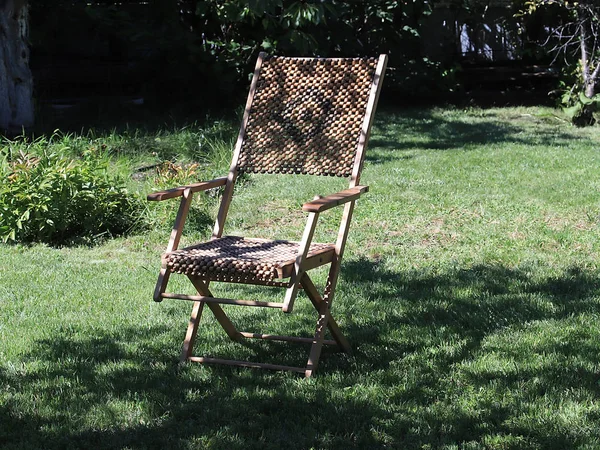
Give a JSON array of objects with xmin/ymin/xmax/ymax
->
[{"xmin": 3, "ymin": 259, "xmax": 600, "ymax": 449}]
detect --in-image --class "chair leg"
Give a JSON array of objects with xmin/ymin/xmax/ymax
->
[
  {"xmin": 153, "ymin": 268, "xmax": 171, "ymax": 302},
  {"xmin": 282, "ymin": 282, "xmax": 301, "ymax": 314},
  {"xmin": 302, "ymin": 272, "xmax": 352, "ymax": 378},
  {"xmin": 301, "ymin": 273, "xmax": 351, "ymax": 354},
  {"xmin": 179, "ymin": 273, "xmax": 347, "ymax": 376},
  {"xmin": 187, "ymin": 276, "xmax": 242, "ymax": 342},
  {"xmin": 181, "ymin": 300, "xmax": 204, "ymax": 362},
  {"xmin": 181, "ymin": 276, "xmax": 242, "ymax": 362},
  {"xmin": 305, "ymin": 305, "xmax": 329, "ymax": 378}
]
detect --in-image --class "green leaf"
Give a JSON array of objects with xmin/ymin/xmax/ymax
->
[
  {"xmin": 563, "ymin": 103, "xmax": 583, "ymax": 120},
  {"xmin": 261, "ymin": 39, "xmax": 275, "ymax": 50},
  {"xmin": 579, "ymin": 91, "xmax": 595, "ymax": 105},
  {"xmin": 579, "ymin": 91, "xmax": 600, "ymax": 106}
]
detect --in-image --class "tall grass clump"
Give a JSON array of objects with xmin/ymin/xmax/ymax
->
[{"xmin": 137, "ymin": 122, "xmax": 237, "ymax": 235}]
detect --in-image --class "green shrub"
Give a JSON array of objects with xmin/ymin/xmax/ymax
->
[{"xmin": 0, "ymin": 147, "xmax": 143, "ymax": 244}]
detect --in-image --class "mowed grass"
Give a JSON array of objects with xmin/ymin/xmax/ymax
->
[{"xmin": 2, "ymin": 107, "xmax": 600, "ymax": 449}]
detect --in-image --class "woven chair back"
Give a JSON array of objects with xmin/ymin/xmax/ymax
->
[{"xmin": 236, "ymin": 56, "xmax": 379, "ymax": 177}]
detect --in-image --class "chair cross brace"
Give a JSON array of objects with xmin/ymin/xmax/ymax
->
[{"xmin": 179, "ymin": 273, "xmax": 348, "ymax": 377}]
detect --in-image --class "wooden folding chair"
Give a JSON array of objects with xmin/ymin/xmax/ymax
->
[{"xmin": 148, "ymin": 53, "xmax": 387, "ymax": 377}]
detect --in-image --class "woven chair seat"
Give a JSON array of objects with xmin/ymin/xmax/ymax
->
[{"xmin": 166, "ymin": 236, "xmax": 335, "ymax": 282}]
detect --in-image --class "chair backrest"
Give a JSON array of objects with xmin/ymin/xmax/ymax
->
[
  {"xmin": 233, "ymin": 54, "xmax": 387, "ymax": 180},
  {"xmin": 213, "ymin": 53, "xmax": 387, "ymax": 239}
]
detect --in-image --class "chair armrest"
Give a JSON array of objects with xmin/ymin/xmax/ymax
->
[
  {"xmin": 147, "ymin": 177, "xmax": 228, "ymax": 201},
  {"xmin": 302, "ymin": 185, "xmax": 369, "ymax": 213}
]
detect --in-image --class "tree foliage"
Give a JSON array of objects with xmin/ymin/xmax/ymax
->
[
  {"xmin": 29, "ymin": 0, "xmax": 453, "ymax": 107},
  {"xmin": 180, "ymin": 0, "xmax": 445, "ymax": 98},
  {"xmin": 520, "ymin": 0, "xmax": 600, "ymax": 124}
]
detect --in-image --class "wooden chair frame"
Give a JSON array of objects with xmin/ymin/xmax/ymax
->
[{"xmin": 148, "ymin": 53, "xmax": 387, "ymax": 377}]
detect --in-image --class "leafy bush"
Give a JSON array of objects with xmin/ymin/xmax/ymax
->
[
  {"xmin": 0, "ymin": 145, "xmax": 143, "ymax": 244},
  {"xmin": 555, "ymin": 65, "xmax": 600, "ymax": 126},
  {"xmin": 561, "ymin": 90, "xmax": 600, "ymax": 126}
]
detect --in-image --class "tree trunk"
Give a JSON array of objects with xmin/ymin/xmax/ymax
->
[
  {"xmin": 581, "ymin": 28, "xmax": 597, "ymax": 98},
  {"xmin": 0, "ymin": 0, "xmax": 33, "ymax": 134},
  {"xmin": 572, "ymin": 9, "xmax": 597, "ymax": 126},
  {"xmin": 584, "ymin": 77, "xmax": 596, "ymax": 98}
]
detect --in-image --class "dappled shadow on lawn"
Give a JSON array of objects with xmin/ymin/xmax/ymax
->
[
  {"xmin": 5, "ymin": 325, "xmax": 384, "ymax": 449},
  {"xmin": 367, "ymin": 108, "xmax": 576, "ymax": 159},
  {"xmin": 336, "ymin": 259, "xmax": 600, "ymax": 448},
  {"xmin": 4, "ymin": 260, "xmax": 600, "ymax": 449}
]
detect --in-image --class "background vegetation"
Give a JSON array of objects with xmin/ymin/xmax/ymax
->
[
  {"xmin": 28, "ymin": 0, "xmax": 563, "ymax": 112},
  {"xmin": 0, "ymin": 139, "xmax": 140, "ymax": 244},
  {"xmin": 0, "ymin": 120, "xmax": 235, "ymax": 244},
  {"xmin": 30, "ymin": 0, "xmax": 450, "ymax": 105}
]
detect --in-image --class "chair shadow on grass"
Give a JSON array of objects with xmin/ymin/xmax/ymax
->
[{"xmin": 5, "ymin": 259, "xmax": 600, "ymax": 449}]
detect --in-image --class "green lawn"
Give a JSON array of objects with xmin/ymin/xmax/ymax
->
[{"xmin": 2, "ymin": 107, "xmax": 600, "ymax": 449}]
